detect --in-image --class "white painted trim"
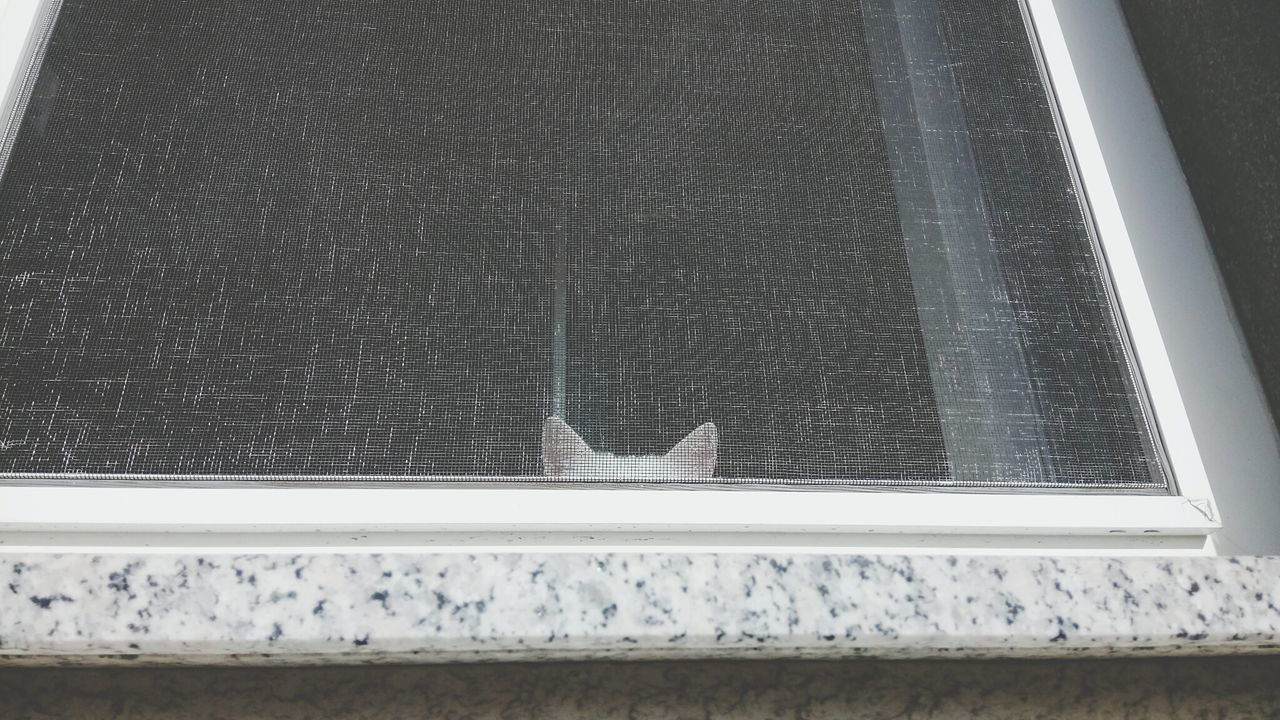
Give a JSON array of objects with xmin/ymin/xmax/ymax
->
[
  {"xmin": 1033, "ymin": 0, "xmax": 1280, "ymax": 554},
  {"xmin": 0, "ymin": 486, "xmax": 1218, "ymax": 534},
  {"xmin": 0, "ymin": 1, "xmax": 41, "ymax": 105},
  {"xmin": 0, "ymin": 532, "xmax": 1212, "ymax": 557},
  {"xmin": 0, "ymin": 485, "xmax": 1218, "ymax": 556},
  {"xmin": 0, "ymin": 0, "xmax": 56, "ymax": 155}
]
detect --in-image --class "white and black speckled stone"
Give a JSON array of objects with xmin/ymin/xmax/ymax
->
[{"xmin": 1, "ymin": 554, "xmax": 1278, "ymax": 664}]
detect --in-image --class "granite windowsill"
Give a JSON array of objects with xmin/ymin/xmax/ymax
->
[{"xmin": 1, "ymin": 553, "xmax": 1277, "ymax": 665}]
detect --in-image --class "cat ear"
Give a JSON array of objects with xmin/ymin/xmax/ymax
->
[
  {"xmin": 665, "ymin": 422, "xmax": 718, "ymax": 477},
  {"xmin": 542, "ymin": 417, "xmax": 593, "ymax": 476}
]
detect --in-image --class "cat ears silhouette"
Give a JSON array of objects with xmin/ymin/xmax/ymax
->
[{"xmin": 541, "ymin": 417, "xmax": 718, "ymax": 477}]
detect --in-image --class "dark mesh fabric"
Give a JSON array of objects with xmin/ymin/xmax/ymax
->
[
  {"xmin": 0, "ymin": 1, "xmax": 557, "ymax": 475},
  {"xmin": 561, "ymin": 3, "xmax": 947, "ymax": 480},
  {"xmin": 0, "ymin": 0, "xmax": 1167, "ymax": 488}
]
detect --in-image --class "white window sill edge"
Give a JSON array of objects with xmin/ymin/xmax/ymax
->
[{"xmin": 0, "ymin": 486, "xmax": 1220, "ymax": 556}]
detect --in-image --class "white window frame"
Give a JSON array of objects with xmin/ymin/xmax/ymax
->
[
  {"xmin": 0, "ymin": 0, "xmax": 56, "ymax": 147},
  {"xmin": 1, "ymin": 0, "xmax": 1274, "ymax": 555}
]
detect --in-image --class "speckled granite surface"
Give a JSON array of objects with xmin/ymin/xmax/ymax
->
[
  {"xmin": 2, "ymin": 553, "xmax": 1278, "ymax": 664},
  {"xmin": 4, "ymin": 658, "xmax": 1280, "ymax": 719}
]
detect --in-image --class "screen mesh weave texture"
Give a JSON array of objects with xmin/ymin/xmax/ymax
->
[{"xmin": 0, "ymin": 0, "xmax": 1166, "ymax": 488}]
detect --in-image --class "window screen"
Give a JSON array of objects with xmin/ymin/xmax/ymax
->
[{"xmin": 0, "ymin": 0, "xmax": 1169, "ymax": 490}]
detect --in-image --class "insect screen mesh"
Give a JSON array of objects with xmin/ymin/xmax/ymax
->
[{"xmin": 0, "ymin": 0, "xmax": 1168, "ymax": 488}]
